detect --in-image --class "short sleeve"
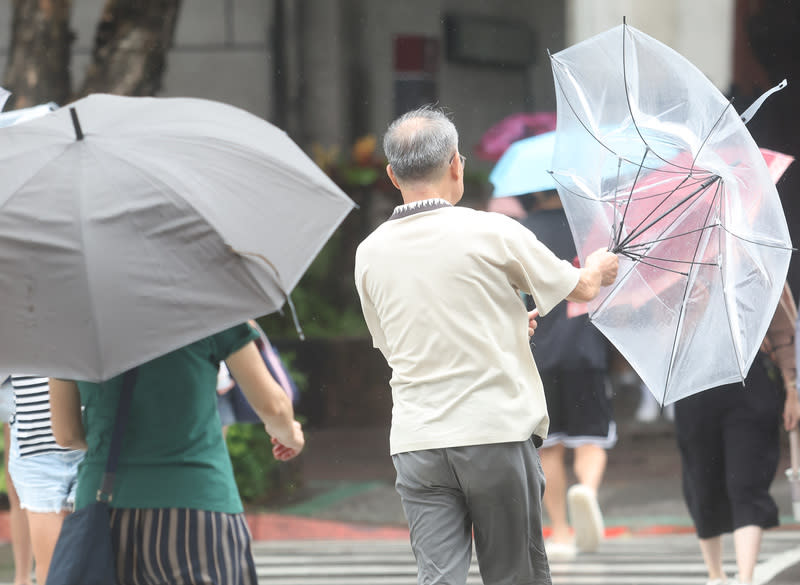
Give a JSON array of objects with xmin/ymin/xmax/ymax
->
[
  {"xmin": 211, "ymin": 323, "xmax": 259, "ymax": 363},
  {"xmin": 499, "ymin": 215, "xmax": 580, "ymax": 316}
]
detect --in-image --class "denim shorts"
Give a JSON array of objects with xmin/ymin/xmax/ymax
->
[{"xmin": 7, "ymin": 422, "xmax": 84, "ymax": 513}]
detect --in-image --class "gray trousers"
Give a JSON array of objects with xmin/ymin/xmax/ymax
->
[{"xmin": 392, "ymin": 438, "xmax": 551, "ymax": 585}]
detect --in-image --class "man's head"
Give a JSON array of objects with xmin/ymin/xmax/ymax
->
[{"xmin": 383, "ymin": 106, "xmax": 465, "ymax": 204}]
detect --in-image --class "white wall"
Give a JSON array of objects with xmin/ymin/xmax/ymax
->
[
  {"xmin": 566, "ymin": 0, "xmax": 735, "ymax": 92},
  {"xmin": 0, "ymin": 0, "xmax": 274, "ymax": 119},
  {"xmin": 358, "ymin": 0, "xmax": 563, "ymax": 174},
  {"xmin": 2, "ymin": 1, "xmax": 735, "ymax": 158}
]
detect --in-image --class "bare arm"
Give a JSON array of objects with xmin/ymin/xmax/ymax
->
[
  {"xmin": 566, "ymin": 247, "xmax": 619, "ymax": 302},
  {"xmin": 49, "ymin": 378, "xmax": 87, "ymax": 450},
  {"xmin": 226, "ymin": 341, "xmax": 305, "ymax": 460}
]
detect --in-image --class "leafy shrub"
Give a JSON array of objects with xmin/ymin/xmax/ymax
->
[{"xmin": 225, "ymin": 423, "xmax": 279, "ymax": 504}]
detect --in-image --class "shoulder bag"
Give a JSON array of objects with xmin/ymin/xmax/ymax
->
[{"xmin": 45, "ymin": 368, "xmax": 138, "ymax": 585}]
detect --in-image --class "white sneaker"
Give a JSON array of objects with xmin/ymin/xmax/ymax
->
[
  {"xmin": 567, "ymin": 484, "xmax": 604, "ymax": 552},
  {"xmin": 545, "ymin": 539, "xmax": 577, "ymax": 562},
  {"xmin": 705, "ymin": 579, "xmax": 728, "ymax": 585}
]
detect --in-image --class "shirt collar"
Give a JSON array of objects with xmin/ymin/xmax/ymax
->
[{"xmin": 388, "ymin": 198, "xmax": 453, "ymax": 220}]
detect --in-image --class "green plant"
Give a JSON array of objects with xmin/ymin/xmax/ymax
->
[
  {"xmin": 260, "ymin": 135, "xmax": 394, "ymax": 341},
  {"xmin": 225, "ymin": 423, "xmax": 280, "ymax": 504},
  {"xmin": 225, "ymin": 347, "xmax": 307, "ymax": 505}
]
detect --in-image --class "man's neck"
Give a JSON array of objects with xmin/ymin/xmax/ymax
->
[{"xmin": 402, "ymin": 190, "xmax": 447, "ymax": 205}]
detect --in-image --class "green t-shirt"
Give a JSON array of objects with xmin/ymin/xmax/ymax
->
[{"xmin": 74, "ymin": 323, "xmax": 259, "ymax": 513}]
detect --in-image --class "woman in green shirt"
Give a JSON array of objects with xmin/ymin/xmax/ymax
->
[{"xmin": 49, "ymin": 323, "xmax": 305, "ymax": 585}]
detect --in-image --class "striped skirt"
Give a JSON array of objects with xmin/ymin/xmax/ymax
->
[{"xmin": 109, "ymin": 508, "xmax": 258, "ymax": 585}]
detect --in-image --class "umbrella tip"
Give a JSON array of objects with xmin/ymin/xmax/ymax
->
[
  {"xmin": 69, "ymin": 107, "xmax": 84, "ymax": 141},
  {"xmin": 623, "ymin": 15, "xmax": 627, "ymax": 25}
]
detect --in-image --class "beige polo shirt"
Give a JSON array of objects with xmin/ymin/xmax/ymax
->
[{"xmin": 355, "ymin": 201, "xmax": 580, "ymax": 454}]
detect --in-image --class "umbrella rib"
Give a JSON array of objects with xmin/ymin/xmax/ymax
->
[
  {"xmin": 620, "ymin": 23, "xmax": 698, "ymax": 175},
  {"xmin": 618, "ymin": 171, "xmax": 693, "ymax": 250},
  {"xmin": 717, "ymin": 224, "xmax": 797, "ymax": 251},
  {"xmin": 550, "ymin": 58, "xmax": 710, "ymax": 177},
  {"xmin": 622, "ymin": 251, "xmax": 716, "ymax": 270},
  {"xmin": 619, "ymin": 253, "xmax": 689, "ymax": 276},
  {"xmin": 550, "ymin": 170, "xmax": 706, "ymax": 205},
  {"xmin": 615, "ymin": 148, "xmax": 650, "ymax": 249},
  {"xmin": 624, "ymin": 223, "xmax": 717, "ymax": 250},
  {"xmin": 610, "ymin": 158, "xmax": 623, "ymax": 249},
  {"xmin": 616, "ymin": 175, "xmax": 720, "ymax": 251},
  {"xmin": 715, "ymin": 185, "xmax": 748, "ymax": 383},
  {"xmin": 663, "ymin": 179, "xmax": 724, "ymax": 399},
  {"xmin": 623, "ymin": 176, "xmax": 709, "ymax": 203},
  {"xmin": 620, "ymin": 24, "xmax": 738, "ymax": 178},
  {"xmin": 691, "ymin": 99, "xmax": 737, "ymax": 170}
]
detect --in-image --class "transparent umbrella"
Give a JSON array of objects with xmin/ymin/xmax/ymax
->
[{"xmin": 549, "ymin": 22, "xmax": 793, "ymax": 405}]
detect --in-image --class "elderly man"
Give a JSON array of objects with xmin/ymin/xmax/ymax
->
[{"xmin": 354, "ymin": 106, "xmax": 618, "ymax": 585}]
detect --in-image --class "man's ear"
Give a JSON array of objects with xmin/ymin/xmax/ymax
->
[
  {"xmin": 449, "ymin": 155, "xmax": 460, "ymax": 180},
  {"xmin": 387, "ymin": 164, "xmax": 402, "ymax": 190}
]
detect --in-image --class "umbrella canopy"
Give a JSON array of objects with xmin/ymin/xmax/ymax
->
[
  {"xmin": 0, "ymin": 102, "xmax": 60, "ymax": 383},
  {"xmin": 0, "ymin": 94, "xmax": 355, "ymax": 382},
  {"xmin": 475, "ymin": 111, "xmax": 556, "ymax": 162},
  {"xmin": 549, "ymin": 23, "xmax": 793, "ymax": 405},
  {"xmin": 0, "ymin": 102, "xmax": 58, "ymax": 126},
  {"xmin": 489, "ymin": 131, "xmax": 557, "ymax": 197}
]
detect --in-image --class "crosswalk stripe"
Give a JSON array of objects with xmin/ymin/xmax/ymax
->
[{"xmin": 250, "ymin": 531, "xmax": 800, "ymax": 585}]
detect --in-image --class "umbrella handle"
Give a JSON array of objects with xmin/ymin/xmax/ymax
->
[{"xmin": 791, "ymin": 428, "xmax": 799, "ymax": 474}]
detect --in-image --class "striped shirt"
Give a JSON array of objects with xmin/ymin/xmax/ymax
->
[{"xmin": 11, "ymin": 375, "xmax": 74, "ymax": 457}]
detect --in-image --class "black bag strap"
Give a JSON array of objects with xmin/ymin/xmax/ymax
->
[{"xmin": 96, "ymin": 368, "xmax": 138, "ymax": 503}]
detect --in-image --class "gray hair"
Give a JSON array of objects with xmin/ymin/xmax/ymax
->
[{"xmin": 383, "ymin": 106, "xmax": 459, "ymax": 183}]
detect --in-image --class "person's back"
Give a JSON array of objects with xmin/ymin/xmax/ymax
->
[
  {"xmin": 50, "ymin": 322, "xmax": 306, "ymax": 585},
  {"xmin": 355, "ymin": 105, "xmax": 618, "ymax": 585},
  {"xmin": 74, "ymin": 330, "xmax": 247, "ymax": 513},
  {"xmin": 7, "ymin": 375, "xmax": 84, "ymax": 585},
  {"xmin": 357, "ymin": 204, "xmax": 575, "ymax": 453}
]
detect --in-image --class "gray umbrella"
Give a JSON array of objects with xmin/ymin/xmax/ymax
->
[{"xmin": 0, "ymin": 94, "xmax": 355, "ymax": 381}]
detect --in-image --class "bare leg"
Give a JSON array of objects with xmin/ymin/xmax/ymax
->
[
  {"xmin": 573, "ymin": 444, "xmax": 607, "ymax": 492},
  {"xmin": 569, "ymin": 444, "xmax": 607, "ymax": 552},
  {"xmin": 540, "ymin": 443, "xmax": 570, "ymax": 543},
  {"xmin": 733, "ymin": 524, "xmax": 762, "ymax": 584},
  {"xmin": 4, "ymin": 424, "xmax": 32, "ymax": 585},
  {"xmin": 698, "ymin": 535, "xmax": 726, "ymax": 582},
  {"xmin": 26, "ymin": 510, "xmax": 68, "ymax": 585}
]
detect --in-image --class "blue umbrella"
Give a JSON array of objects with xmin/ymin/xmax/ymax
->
[{"xmin": 489, "ymin": 130, "xmax": 556, "ymax": 197}]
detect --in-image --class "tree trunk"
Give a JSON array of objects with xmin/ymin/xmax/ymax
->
[
  {"xmin": 2, "ymin": 0, "xmax": 73, "ymax": 108},
  {"xmin": 78, "ymin": 0, "xmax": 182, "ymax": 97}
]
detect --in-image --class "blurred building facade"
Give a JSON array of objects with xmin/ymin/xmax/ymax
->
[
  {"xmin": 0, "ymin": 0, "xmax": 737, "ymax": 174},
  {"xmin": 4, "ymin": 1, "xmax": 799, "ymax": 427}
]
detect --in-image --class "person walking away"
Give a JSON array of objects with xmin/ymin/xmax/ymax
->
[
  {"xmin": 355, "ymin": 106, "xmax": 618, "ymax": 585},
  {"xmin": 674, "ymin": 282, "xmax": 799, "ymax": 585},
  {"xmin": 2, "ymin": 374, "xmax": 34, "ymax": 585},
  {"xmin": 520, "ymin": 190, "xmax": 615, "ymax": 560},
  {"xmin": 49, "ymin": 322, "xmax": 305, "ymax": 585},
  {"xmin": 7, "ymin": 375, "xmax": 84, "ymax": 585},
  {"xmin": 3, "ymin": 421, "xmax": 33, "ymax": 585}
]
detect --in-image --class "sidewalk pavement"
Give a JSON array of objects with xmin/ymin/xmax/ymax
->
[
  {"xmin": 267, "ymin": 373, "xmax": 800, "ymax": 537},
  {"xmin": 246, "ymin": 412, "xmax": 800, "ymax": 584},
  {"xmin": 1, "ymin": 385, "xmax": 797, "ymax": 582},
  {"xmin": 259, "ymin": 414, "xmax": 800, "ymax": 541}
]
